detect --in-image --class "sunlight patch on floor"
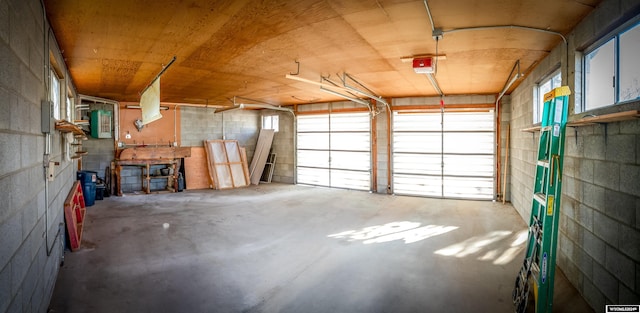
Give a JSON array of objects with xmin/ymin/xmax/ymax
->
[
  {"xmin": 328, "ymin": 221, "xmax": 458, "ymax": 245},
  {"xmin": 435, "ymin": 229, "xmax": 528, "ymax": 265}
]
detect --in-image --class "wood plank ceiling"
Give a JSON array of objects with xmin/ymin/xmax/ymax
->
[{"xmin": 44, "ymin": 0, "xmax": 601, "ymax": 106}]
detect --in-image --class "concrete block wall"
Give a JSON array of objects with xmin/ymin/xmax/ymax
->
[
  {"xmin": 81, "ymin": 103, "xmax": 115, "ymax": 179},
  {"xmin": 500, "ymin": 95, "xmax": 512, "ymax": 202},
  {"xmin": 509, "ymin": 0, "xmax": 640, "ymax": 309},
  {"xmin": 180, "ymin": 106, "xmax": 261, "ymax": 178},
  {"xmin": 270, "ymin": 111, "xmax": 295, "ymax": 184},
  {"xmin": 0, "ymin": 0, "xmax": 77, "ymax": 311},
  {"xmin": 375, "ymin": 102, "xmax": 390, "ymax": 194}
]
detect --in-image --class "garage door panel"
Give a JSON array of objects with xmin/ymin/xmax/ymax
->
[
  {"xmin": 330, "ymin": 132, "xmax": 370, "ymax": 151},
  {"xmin": 393, "ymin": 153, "xmax": 441, "ymax": 175},
  {"xmin": 330, "ymin": 113, "xmax": 370, "ymax": 131},
  {"xmin": 443, "ymin": 155, "xmax": 494, "ymax": 177},
  {"xmin": 442, "ymin": 133, "xmax": 494, "ymax": 154},
  {"xmin": 443, "ymin": 112, "xmax": 494, "ymax": 131},
  {"xmin": 393, "ymin": 174, "xmax": 442, "ymax": 197},
  {"xmin": 297, "ymin": 150, "xmax": 330, "ymax": 168},
  {"xmin": 443, "ymin": 177, "xmax": 494, "ymax": 199},
  {"xmin": 297, "ymin": 115, "xmax": 329, "ymax": 132},
  {"xmin": 330, "ymin": 169, "xmax": 370, "ymax": 190},
  {"xmin": 297, "ymin": 133, "xmax": 329, "ymax": 150},
  {"xmin": 393, "ymin": 133, "xmax": 442, "ymax": 153},
  {"xmin": 330, "ymin": 151, "xmax": 370, "ymax": 171},
  {"xmin": 297, "ymin": 167, "xmax": 330, "ymax": 186},
  {"xmin": 393, "ymin": 114, "xmax": 441, "ymax": 131}
]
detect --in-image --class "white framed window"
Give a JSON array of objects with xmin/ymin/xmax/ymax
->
[
  {"xmin": 66, "ymin": 95, "xmax": 74, "ymax": 121},
  {"xmin": 583, "ymin": 21, "xmax": 640, "ymax": 111},
  {"xmin": 262, "ymin": 115, "xmax": 279, "ymax": 132},
  {"xmin": 534, "ymin": 69, "xmax": 561, "ymax": 123},
  {"xmin": 619, "ymin": 24, "xmax": 640, "ymax": 102},
  {"xmin": 50, "ymin": 70, "xmax": 61, "ymax": 120}
]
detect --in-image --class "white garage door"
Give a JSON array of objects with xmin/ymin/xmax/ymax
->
[
  {"xmin": 393, "ymin": 111, "xmax": 494, "ymax": 199},
  {"xmin": 297, "ymin": 113, "xmax": 371, "ymax": 190}
]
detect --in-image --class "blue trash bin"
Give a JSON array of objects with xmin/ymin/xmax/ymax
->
[{"xmin": 77, "ymin": 171, "xmax": 97, "ymax": 206}]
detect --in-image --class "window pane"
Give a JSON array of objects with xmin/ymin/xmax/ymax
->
[
  {"xmin": 66, "ymin": 96, "xmax": 73, "ymax": 121},
  {"xmin": 535, "ymin": 71, "xmax": 560, "ymax": 123},
  {"xmin": 620, "ymin": 24, "xmax": 640, "ymax": 102},
  {"xmin": 585, "ymin": 39, "xmax": 615, "ymax": 110},
  {"xmin": 50, "ymin": 71, "xmax": 60, "ymax": 120}
]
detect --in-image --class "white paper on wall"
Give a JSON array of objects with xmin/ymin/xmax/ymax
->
[{"xmin": 141, "ymin": 77, "xmax": 162, "ymax": 125}]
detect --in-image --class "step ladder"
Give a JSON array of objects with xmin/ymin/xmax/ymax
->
[{"xmin": 513, "ymin": 86, "xmax": 571, "ymax": 313}]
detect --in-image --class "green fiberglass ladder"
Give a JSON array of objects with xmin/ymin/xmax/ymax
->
[{"xmin": 513, "ymin": 86, "xmax": 571, "ymax": 313}]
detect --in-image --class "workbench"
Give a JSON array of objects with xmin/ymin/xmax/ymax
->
[
  {"xmin": 114, "ymin": 147, "xmax": 191, "ymax": 196},
  {"xmin": 115, "ymin": 158, "xmax": 179, "ymax": 196}
]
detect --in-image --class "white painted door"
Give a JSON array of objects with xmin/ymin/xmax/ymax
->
[
  {"xmin": 297, "ymin": 113, "xmax": 371, "ymax": 190},
  {"xmin": 392, "ymin": 111, "xmax": 494, "ymax": 199}
]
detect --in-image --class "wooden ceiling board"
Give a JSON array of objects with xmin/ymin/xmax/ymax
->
[{"xmin": 44, "ymin": 0, "xmax": 602, "ymax": 105}]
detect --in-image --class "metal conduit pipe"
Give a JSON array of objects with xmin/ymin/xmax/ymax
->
[
  {"xmin": 426, "ymin": 73, "xmax": 444, "ymax": 96},
  {"xmin": 423, "ymin": 0, "xmax": 436, "ymax": 32},
  {"xmin": 442, "ymin": 25, "xmax": 567, "ymax": 43}
]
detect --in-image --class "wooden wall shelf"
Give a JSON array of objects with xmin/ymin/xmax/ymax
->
[
  {"xmin": 522, "ymin": 125, "xmax": 541, "ymax": 133},
  {"xmin": 522, "ymin": 110, "xmax": 639, "ymax": 133},
  {"xmin": 55, "ymin": 120, "xmax": 85, "ymax": 136},
  {"xmin": 567, "ymin": 110, "xmax": 639, "ymax": 127}
]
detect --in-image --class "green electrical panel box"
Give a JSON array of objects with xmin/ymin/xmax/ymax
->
[{"xmin": 90, "ymin": 110, "xmax": 112, "ymax": 138}]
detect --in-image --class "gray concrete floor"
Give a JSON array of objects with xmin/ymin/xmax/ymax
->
[{"xmin": 48, "ymin": 184, "xmax": 593, "ymax": 313}]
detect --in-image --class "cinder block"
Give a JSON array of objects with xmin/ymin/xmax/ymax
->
[
  {"xmin": 583, "ymin": 278, "xmax": 606, "ymax": 310},
  {"xmin": 564, "ymin": 216, "xmax": 584, "ymax": 244},
  {"xmin": 577, "ymin": 203, "xmax": 594, "ymax": 232},
  {"xmin": 0, "ymin": 0, "xmax": 8, "ymax": 44},
  {"xmin": 575, "ymin": 245, "xmax": 594, "ymax": 281},
  {"xmin": 620, "ymin": 225, "xmax": 640, "ymax": 262},
  {"xmin": 0, "ymin": 87, "xmax": 14, "ymax": 131},
  {"xmin": 561, "ymin": 197, "xmax": 577, "ymax": 220},
  {"xmin": 560, "ymin": 232, "xmax": 575, "ymax": 257},
  {"xmin": 20, "ymin": 256, "xmax": 40, "ymax": 311},
  {"xmin": 10, "ymin": 240, "xmax": 32, "ymax": 294},
  {"xmin": 637, "ymin": 264, "xmax": 640, "ymax": 294},
  {"xmin": 0, "ymin": 213, "xmax": 22, "ymax": 271},
  {"xmin": 563, "ymin": 176, "xmax": 582, "ymax": 201},
  {"xmin": 605, "ymin": 244, "xmax": 635, "ymax": 291},
  {"xmin": 618, "ymin": 282, "xmax": 640, "ymax": 305},
  {"xmin": 637, "ymin": 199, "xmax": 640, "ymax": 229},
  {"xmin": 594, "ymin": 210, "xmax": 618, "ymax": 247},
  {"xmin": 620, "ymin": 119, "xmax": 640, "ymax": 134},
  {"xmin": 0, "ymin": 261, "xmax": 10, "ymax": 312},
  {"xmin": 0, "ymin": 132, "xmax": 21, "ymax": 176},
  {"xmin": 0, "ymin": 174, "xmax": 14, "ymax": 222},
  {"xmin": 583, "ymin": 230, "xmax": 606, "ymax": 264},
  {"xmin": 565, "ymin": 133, "xmax": 582, "ymax": 158},
  {"xmin": 585, "ymin": 135, "xmax": 606, "ymax": 160},
  {"xmin": 578, "ymin": 158, "xmax": 594, "ymax": 184},
  {"xmin": 604, "ymin": 189, "xmax": 636, "ymax": 225},
  {"xmin": 592, "ymin": 261, "xmax": 619, "ymax": 302},
  {"xmin": 620, "ymin": 164, "xmax": 640, "ymax": 198},
  {"xmin": 594, "ymin": 160, "xmax": 620, "ymax": 190},
  {"xmin": 605, "ymin": 134, "xmax": 635, "ymax": 164},
  {"xmin": 20, "ymin": 198, "xmax": 37, "ymax": 240},
  {"xmin": 583, "ymin": 183, "xmax": 605, "ymax": 212}
]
